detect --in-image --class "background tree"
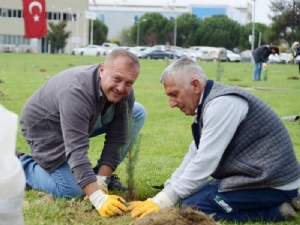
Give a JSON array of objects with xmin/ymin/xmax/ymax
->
[
  {"xmin": 269, "ymin": 0, "xmax": 300, "ymax": 45},
  {"xmin": 194, "ymin": 15, "xmax": 241, "ymax": 50},
  {"xmin": 118, "ymin": 27, "xmax": 135, "ymax": 46},
  {"xmin": 239, "ymin": 23, "xmax": 270, "ymax": 50},
  {"xmin": 47, "ymin": 21, "xmax": 71, "ymax": 53},
  {"xmin": 131, "ymin": 13, "xmax": 169, "ymax": 46},
  {"xmin": 89, "ymin": 19, "xmax": 108, "ymax": 45},
  {"xmin": 176, "ymin": 13, "xmax": 200, "ymax": 47}
]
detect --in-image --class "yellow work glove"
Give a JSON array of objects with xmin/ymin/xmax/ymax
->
[
  {"xmin": 96, "ymin": 175, "xmax": 109, "ymax": 194},
  {"xmin": 263, "ymin": 63, "xmax": 267, "ymax": 69},
  {"xmin": 89, "ymin": 190, "xmax": 127, "ymax": 217},
  {"xmin": 128, "ymin": 199, "xmax": 160, "ymax": 218},
  {"xmin": 84, "ymin": 175, "xmax": 109, "ymax": 200},
  {"xmin": 128, "ymin": 191, "xmax": 175, "ymax": 218}
]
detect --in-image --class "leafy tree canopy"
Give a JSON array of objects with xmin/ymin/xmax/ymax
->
[
  {"xmin": 89, "ymin": 19, "xmax": 108, "ymax": 45},
  {"xmin": 194, "ymin": 15, "xmax": 241, "ymax": 50},
  {"xmin": 47, "ymin": 21, "xmax": 71, "ymax": 53}
]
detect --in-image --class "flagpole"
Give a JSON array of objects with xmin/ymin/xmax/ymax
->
[
  {"xmin": 90, "ymin": 19, "xmax": 93, "ymax": 45},
  {"xmin": 83, "ymin": 16, "xmax": 86, "ymax": 47}
]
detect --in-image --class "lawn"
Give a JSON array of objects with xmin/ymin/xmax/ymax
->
[{"xmin": 1, "ymin": 53, "xmax": 300, "ymax": 225}]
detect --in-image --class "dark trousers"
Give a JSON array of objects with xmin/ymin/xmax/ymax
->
[{"xmin": 180, "ymin": 179, "xmax": 298, "ymax": 222}]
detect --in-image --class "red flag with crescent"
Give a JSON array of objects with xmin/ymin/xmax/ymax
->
[{"xmin": 22, "ymin": 0, "xmax": 47, "ymax": 38}]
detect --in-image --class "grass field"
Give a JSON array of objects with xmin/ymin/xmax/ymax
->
[{"xmin": 1, "ymin": 53, "xmax": 300, "ymax": 225}]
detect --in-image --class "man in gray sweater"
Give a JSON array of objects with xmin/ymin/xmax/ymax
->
[
  {"xmin": 129, "ymin": 57, "xmax": 300, "ymax": 222},
  {"xmin": 18, "ymin": 49, "xmax": 146, "ymax": 217}
]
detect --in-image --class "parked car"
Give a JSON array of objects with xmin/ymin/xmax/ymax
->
[
  {"xmin": 240, "ymin": 50, "xmax": 252, "ymax": 62},
  {"xmin": 129, "ymin": 46, "xmax": 149, "ymax": 57},
  {"xmin": 226, "ymin": 50, "xmax": 241, "ymax": 62},
  {"xmin": 197, "ymin": 47, "xmax": 226, "ymax": 62},
  {"xmin": 182, "ymin": 48, "xmax": 197, "ymax": 61},
  {"xmin": 294, "ymin": 55, "xmax": 300, "ymax": 64},
  {"xmin": 268, "ymin": 54, "xmax": 280, "ymax": 64},
  {"xmin": 101, "ymin": 43, "xmax": 119, "ymax": 55},
  {"xmin": 71, "ymin": 45, "xmax": 104, "ymax": 56},
  {"xmin": 217, "ymin": 47, "xmax": 227, "ymax": 61},
  {"xmin": 166, "ymin": 49, "xmax": 185, "ymax": 59},
  {"xmin": 106, "ymin": 46, "xmax": 132, "ymax": 55},
  {"xmin": 279, "ymin": 53, "xmax": 293, "ymax": 64},
  {"xmin": 139, "ymin": 49, "xmax": 170, "ymax": 59}
]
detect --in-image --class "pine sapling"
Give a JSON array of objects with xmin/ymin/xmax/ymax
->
[{"xmin": 119, "ymin": 101, "xmax": 141, "ymax": 201}]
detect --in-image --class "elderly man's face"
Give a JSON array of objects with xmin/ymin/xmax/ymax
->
[
  {"xmin": 100, "ymin": 56, "xmax": 139, "ymax": 103},
  {"xmin": 164, "ymin": 76, "xmax": 201, "ymax": 116}
]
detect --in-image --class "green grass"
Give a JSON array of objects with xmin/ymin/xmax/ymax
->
[{"xmin": 1, "ymin": 53, "xmax": 300, "ymax": 225}]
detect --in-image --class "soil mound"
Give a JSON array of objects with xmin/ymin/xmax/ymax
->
[{"xmin": 135, "ymin": 207, "xmax": 219, "ymax": 225}]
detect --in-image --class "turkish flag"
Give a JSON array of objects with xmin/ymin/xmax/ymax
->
[{"xmin": 22, "ymin": 0, "xmax": 47, "ymax": 38}]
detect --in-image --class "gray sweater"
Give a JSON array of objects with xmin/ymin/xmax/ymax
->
[
  {"xmin": 199, "ymin": 82, "xmax": 300, "ymax": 192},
  {"xmin": 20, "ymin": 64, "xmax": 135, "ymax": 188}
]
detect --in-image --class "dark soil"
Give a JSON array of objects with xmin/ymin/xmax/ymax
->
[{"xmin": 135, "ymin": 207, "xmax": 220, "ymax": 225}]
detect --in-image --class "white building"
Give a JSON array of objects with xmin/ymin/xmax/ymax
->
[
  {"xmin": 0, "ymin": 0, "xmax": 89, "ymax": 53},
  {"xmin": 89, "ymin": 0, "xmax": 253, "ymax": 40}
]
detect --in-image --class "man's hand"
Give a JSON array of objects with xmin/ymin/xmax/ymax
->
[
  {"xmin": 89, "ymin": 190, "xmax": 127, "ymax": 217},
  {"xmin": 128, "ymin": 191, "xmax": 175, "ymax": 218},
  {"xmin": 128, "ymin": 200, "xmax": 160, "ymax": 218},
  {"xmin": 84, "ymin": 176, "xmax": 108, "ymax": 200}
]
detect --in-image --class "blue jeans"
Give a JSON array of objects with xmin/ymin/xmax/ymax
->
[
  {"xmin": 180, "ymin": 180, "xmax": 298, "ymax": 222},
  {"xmin": 253, "ymin": 62, "xmax": 262, "ymax": 80},
  {"xmin": 20, "ymin": 102, "xmax": 146, "ymax": 198}
]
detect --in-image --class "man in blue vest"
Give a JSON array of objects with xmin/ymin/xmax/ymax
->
[{"xmin": 129, "ymin": 57, "xmax": 300, "ymax": 222}]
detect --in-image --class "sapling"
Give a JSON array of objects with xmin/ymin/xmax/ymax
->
[
  {"xmin": 119, "ymin": 101, "xmax": 141, "ymax": 201},
  {"xmin": 216, "ymin": 60, "xmax": 223, "ymax": 81}
]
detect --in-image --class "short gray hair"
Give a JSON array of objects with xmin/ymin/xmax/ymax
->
[
  {"xmin": 160, "ymin": 57, "xmax": 207, "ymax": 87},
  {"xmin": 105, "ymin": 48, "xmax": 140, "ymax": 70}
]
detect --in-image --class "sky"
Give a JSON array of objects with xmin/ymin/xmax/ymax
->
[{"xmin": 248, "ymin": 0, "xmax": 272, "ymax": 25}]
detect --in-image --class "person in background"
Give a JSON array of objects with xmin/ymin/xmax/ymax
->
[
  {"xmin": 129, "ymin": 57, "xmax": 300, "ymax": 223},
  {"xmin": 17, "ymin": 48, "xmax": 146, "ymax": 217},
  {"xmin": 252, "ymin": 45, "xmax": 279, "ymax": 81},
  {"xmin": 291, "ymin": 41, "xmax": 300, "ymax": 73}
]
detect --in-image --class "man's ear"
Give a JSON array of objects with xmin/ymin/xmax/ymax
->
[
  {"xmin": 191, "ymin": 78, "xmax": 201, "ymax": 94},
  {"xmin": 99, "ymin": 63, "xmax": 104, "ymax": 73}
]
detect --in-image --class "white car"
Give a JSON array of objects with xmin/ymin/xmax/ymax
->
[
  {"xmin": 182, "ymin": 48, "xmax": 197, "ymax": 61},
  {"xmin": 106, "ymin": 46, "xmax": 132, "ymax": 55},
  {"xmin": 226, "ymin": 50, "xmax": 241, "ymax": 62},
  {"xmin": 268, "ymin": 53, "xmax": 280, "ymax": 64},
  {"xmin": 129, "ymin": 46, "xmax": 149, "ymax": 57},
  {"xmin": 279, "ymin": 53, "xmax": 293, "ymax": 64},
  {"xmin": 71, "ymin": 45, "xmax": 104, "ymax": 56}
]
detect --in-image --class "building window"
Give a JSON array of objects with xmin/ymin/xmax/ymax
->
[
  {"xmin": 47, "ymin": 12, "xmax": 52, "ymax": 20},
  {"xmin": 98, "ymin": 14, "xmax": 104, "ymax": 22},
  {"xmin": 13, "ymin": 9, "xmax": 17, "ymax": 18},
  {"xmin": 18, "ymin": 10, "xmax": 22, "ymax": 18},
  {"xmin": 7, "ymin": 9, "xmax": 12, "ymax": 17},
  {"xmin": 53, "ymin": 12, "xmax": 58, "ymax": 20},
  {"xmin": 1, "ymin": 8, "xmax": 8, "ymax": 17}
]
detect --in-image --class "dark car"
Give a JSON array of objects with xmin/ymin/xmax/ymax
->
[
  {"xmin": 166, "ymin": 50, "xmax": 185, "ymax": 59},
  {"xmin": 139, "ymin": 49, "xmax": 171, "ymax": 59}
]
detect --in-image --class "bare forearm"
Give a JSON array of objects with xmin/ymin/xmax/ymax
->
[{"xmin": 83, "ymin": 182, "xmax": 100, "ymax": 196}]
